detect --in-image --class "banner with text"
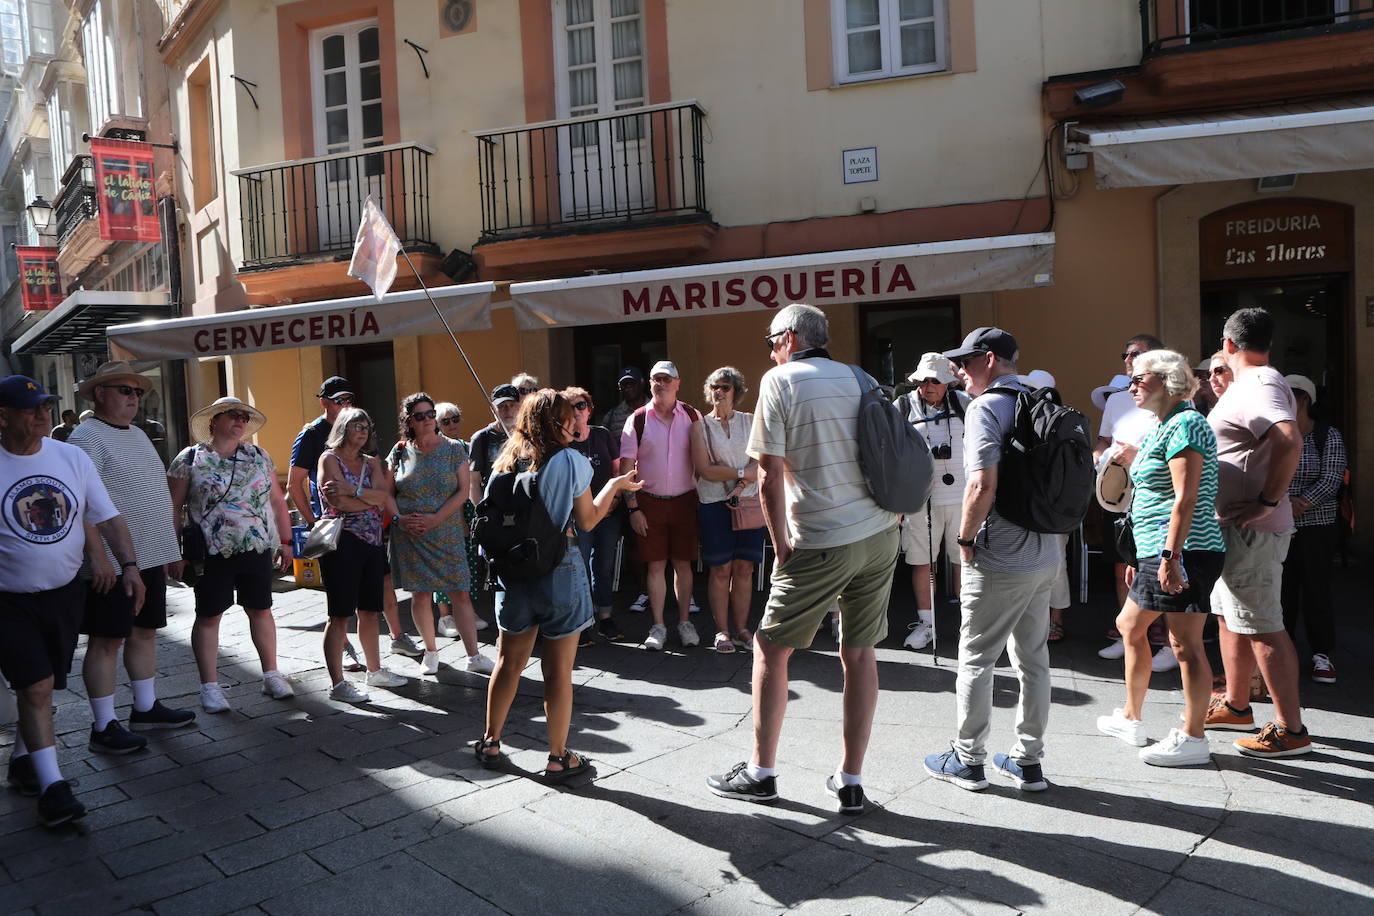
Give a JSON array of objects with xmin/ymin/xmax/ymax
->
[
  {"xmin": 16, "ymin": 246, "xmax": 61, "ymax": 311},
  {"xmin": 91, "ymin": 137, "xmax": 159, "ymax": 242}
]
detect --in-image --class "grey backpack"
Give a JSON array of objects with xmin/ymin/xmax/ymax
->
[{"xmin": 848, "ymin": 365, "xmax": 935, "ymax": 514}]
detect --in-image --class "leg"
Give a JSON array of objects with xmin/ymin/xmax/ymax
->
[
  {"xmin": 1165, "ymin": 613, "xmax": 1211, "ymax": 737},
  {"xmin": 1249, "ymin": 631, "xmax": 1303, "ymax": 732},
  {"xmin": 728, "ymin": 560, "xmax": 754, "ymax": 634},
  {"xmin": 123, "ymin": 627, "xmax": 157, "ymax": 682},
  {"xmin": 645, "ymin": 560, "xmax": 668, "ymax": 626},
  {"xmin": 912, "ymin": 565, "xmax": 932, "ymax": 612},
  {"xmin": 82, "ymin": 636, "xmax": 123, "ymax": 728},
  {"xmin": 1115, "ymin": 600, "xmax": 1160, "ymax": 720},
  {"xmin": 381, "ymin": 573, "xmax": 403, "ymax": 636},
  {"xmin": 750, "ymin": 634, "xmax": 794, "ymax": 769},
  {"xmin": 1297, "ymin": 525, "xmax": 1337, "ymax": 656},
  {"xmin": 671, "ymin": 559, "xmax": 694, "ymax": 623},
  {"xmin": 483, "ymin": 628, "xmax": 538, "ymax": 746},
  {"xmin": 15, "ymin": 677, "xmax": 56, "ymax": 756},
  {"xmin": 540, "ymin": 632, "xmax": 581, "ymax": 762},
  {"xmin": 708, "ymin": 564, "xmax": 731, "ymax": 634},
  {"xmin": 838, "ymin": 645, "xmax": 878, "ymax": 775},
  {"xmin": 449, "ymin": 591, "xmax": 482, "ymax": 657},
  {"xmin": 244, "ymin": 607, "xmax": 279, "ymax": 674},
  {"xmin": 954, "ymin": 566, "xmax": 1025, "ymax": 765},
  {"xmin": 1003, "ymin": 567, "xmax": 1056, "ymax": 764},
  {"xmin": 323, "ymin": 616, "xmax": 349, "ymax": 684},
  {"xmin": 191, "ymin": 614, "xmax": 222, "ymax": 684},
  {"xmin": 357, "ymin": 611, "xmax": 383, "ymax": 671},
  {"xmin": 411, "ymin": 591, "xmax": 438, "ymax": 652},
  {"xmin": 1219, "ymin": 617, "xmax": 1256, "ymax": 710}
]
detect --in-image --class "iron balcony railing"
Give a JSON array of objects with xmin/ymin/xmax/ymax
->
[
  {"xmin": 474, "ymin": 99, "xmax": 708, "ymax": 238},
  {"xmin": 1142, "ymin": 0, "xmax": 1374, "ymax": 54},
  {"xmin": 53, "ymin": 155, "xmax": 98, "ymax": 248},
  {"xmin": 232, "ymin": 141, "xmax": 436, "ymax": 268}
]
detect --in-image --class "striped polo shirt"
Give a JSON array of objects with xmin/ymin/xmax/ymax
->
[{"xmin": 1128, "ymin": 404, "xmax": 1224, "ymax": 558}]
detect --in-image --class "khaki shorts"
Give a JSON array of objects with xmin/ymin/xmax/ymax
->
[
  {"xmin": 758, "ymin": 525, "xmax": 900, "ymax": 649},
  {"xmin": 901, "ymin": 502, "xmax": 960, "ymax": 566},
  {"xmin": 1210, "ymin": 526, "xmax": 1292, "ymax": 635},
  {"xmin": 1049, "ymin": 561, "xmax": 1070, "ymax": 610}
]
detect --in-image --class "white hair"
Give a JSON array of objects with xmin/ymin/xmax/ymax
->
[
  {"xmin": 770, "ymin": 303, "xmax": 829, "ymax": 348},
  {"xmin": 1136, "ymin": 349, "xmax": 1199, "ymax": 399}
]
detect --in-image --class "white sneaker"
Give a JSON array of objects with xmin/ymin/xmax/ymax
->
[
  {"xmin": 473, "ymin": 616, "xmax": 490, "ymax": 632},
  {"xmin": 903, "ymin": 622, "xmax": 933, "ymax": 650},
  {"xmin": 1139, "ymin": 727, "xmax": 1211, "ymax": 767},
  {"xmin": 466, "ymin": 653, "xmax": 495, "ymax": 674},
  {"xmin": 1098, "ymin": 638, "xmax": 1126, "ymax": 660},
  {"xmin": 365, "ymin": 667, "xmax": 408, "ymax": 688},
  {"xmin": 644, "ymin": 623, "xmax": 667, "ymax": 651},
  {"xmin": 200, "ymin": 683, "xmax": 231, "ymax": 714},
  {"xmin": 1097, "ymin": 708, "xmax": 1148, "ymax": 747},
  {"xmin": 437, "ymin": 615, "xmax": 459, "ymax": 638},
  {"xmin": 629, "ymin": 594, "xmax": 650, "ymax": 613},
  {"xmin": 419, "ymin": 650, "xmax": 441, "ymax": 675},
  {"xmin": 688, "ymin": 598, "xmax": 702, "ymax": 615},
  {"xmin": 677, "ymin": 620, "xmax": 700, "ymax": 647},
  {"xmin": 329, "ymin": 680, "xmax": 369, "ymax": 704},
  {"xmin": 261, "ymin": 670, "xmax": 295, "ymax": 699},
  {"xmin": 1151, "ymin": 645, "xmax": 1180, "ymax": 672}
]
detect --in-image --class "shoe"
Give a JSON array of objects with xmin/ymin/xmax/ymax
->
[
  {"xmin": 923, "ymin": 747, "xmax": 987, "ymax": 791},
  {"xmin": 1151, "ymin": 645, "xmax": 1179, "ymax": 673},
  {"xmin": 390, "ymin": 634, "xmax": 423, "ymax": 658},
  {"xmin": 261, "ymin": 671, "xmax": 295, "ymax": 699},
  {"xmin": 1203, "ymin": 696, "xmax": 1254, "ymax": 731},
  {"xmin": 420, "ymin": 650, "xmax": 441, "ymax": 675},
  {"xmin": 466, "ymin": 653, "xmax": 496, "ymax": 674},
  {"xmin": 1098, "ymin": 639, "xmax": 1126, "ymax": 660},
  {"xmin": 129, "ymin": 701, "xmax": 197, "ymax": 731},
  {"xmin": 7, "ymin": 754, "xmax": 39, "ymax": 797},
  {"xmin": 437, "ymin": 615, "xmax": 459, "ymax": 638},
  {"xmin": 542, "ymin": 750, "xmax": 593, "ymax": 785},
  {"xmin": 1234, "ymin": 722, "xmax": 1313, "ymax": 758},
  {"xmin": 992, "ymin": 753, "xmax": 1048, "ymax": 792},
  {"xmin": 677, "ymin": 621, "xmax": 700, "ymax": 648},
  {"xmin": 629, "ymin": 594, "xmax": 649, "ymax": 613},
  {"xmin": 597, "ymin": 617, "xmax": 625, "ymax": 641},
  {"xmin": 733, "ymin": 629, "xmax": 754, "ymax": 651},
  {"xmin": 473, "ymin": 616, "xmax": 491, "ymax": 632},
  {"xmin": 1097, "ymin": 709, "xmax": 1148, "ymax": 747},
  {"xmin": 706, "ymin": 761, "xmax": 778, "ymax": 803},
  {"xmin": 199, "ymin": 683, "xmax": 232, "ymax": 714},
  {"xmin": 37, "ymin": 780, "xmax": 85, "ymax": 828},
  {"xmin": 1311, "ymin": 654, "xmax": 1336, "ymax": 684},
  {"xmin": 1139, "ymin": 728, "xmax": 1211, "ymax": 767},
  {"xmin": 1047, "ymin": 621, "xmax": 1065, "ymax": 642},
  {"xmin": 825, "ymin": 775, "xmax": 865, "ymax": 814},
  {"xmin": 343, "ymin": 640, "xmax": 365, "ymax": 672},
  {"xmin": 903, "ymin": 622, "xmax": 933, "ymax": 650},
  {"xmin": 365, "ymin": 667, "xmax": 408, "ymax": 688},
  {"xmin": 329, "ymin": 680, "xmax": 369, "ymax": 703},
  {"xmin": 644, "ymin": 623, "xmax": 667, "ymax": 651},
  {"xmin": 713, "ymin": 631, "xmax": 735, "ymax": 653},
  {"xmin": 89, "ymin": 721, "xmax": 148, "ymax": 756},
  {"xmin": 689, "ymin": 598, "xmax": 702, "ymax": 615}
]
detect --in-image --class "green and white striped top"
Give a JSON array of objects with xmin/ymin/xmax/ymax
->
[{"xmin": 1128, "ymin": 404, "xmax": 1224, "ymax": 558}]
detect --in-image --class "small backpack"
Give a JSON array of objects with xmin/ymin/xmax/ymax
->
[
  {"xmin": 471, "ymin": 457, "xmax": 568, "ymax": 583},
  {"xmin": 848, "ymin": 365, "xmax": 935, "ymax": 514},
  {"xmin": 984, "ymin": 385, "xmax": 1094, "ymax": 534},
  {"xmin": 631, "ymin": 402, "xmax": 701, "ymax": 445}
]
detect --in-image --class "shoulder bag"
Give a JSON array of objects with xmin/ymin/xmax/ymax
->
[
  {"xmin": 180, "ymin": 445, "xmax": 238, "ymax": 583},
  {"xmin": 703, "ymin": 416, "xmax": 764, "ymax": 531}
]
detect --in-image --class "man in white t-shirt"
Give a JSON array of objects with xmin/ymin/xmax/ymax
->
[{"xmin": 1, "ymin": 376, "xmax": 145, "ymax": 829}]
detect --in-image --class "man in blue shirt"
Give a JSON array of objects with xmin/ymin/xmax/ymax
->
[{"xmin": 288, "ymin": 376, "xmax": 354, "ymax": 527}]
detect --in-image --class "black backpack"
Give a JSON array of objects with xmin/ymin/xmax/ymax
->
[
  {"xmin": 471, "ymin": 459, "xmax": 568, "ymax": 583},
  {"xmin": 849, "ymin": 365, "xmax": 935, "ymax": 514},
  {"xmin": 985, "ymin": 386, "xmax": 1094, "ymax": 534}
]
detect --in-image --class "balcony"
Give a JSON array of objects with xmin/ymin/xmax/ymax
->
[
  {"xmin": 53, "ymin": 155, "xmax": 98, "ymax": 248},
  {"xmin": 233, "ymin": 142, "xmax": 437, "ymax": 269},
  {"xmin": 1142, "ymin": 0, "xmax": 1374, "ymax": 55}
]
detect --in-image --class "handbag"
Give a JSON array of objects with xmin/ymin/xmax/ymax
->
[
  {"xmin": 703, "ymin": 415, "xmax": 765, "ymax": 531},
  {"xmin": 1113, "ymin": 515, "xmax": 1137, "ymax": 569},
  {"xmin": 179, "ymin": 444, "xmax": 238, "ymax": 585},
  {"xmin": 301, "ymin": 515, "xmax": 344, "ymax": 559}
]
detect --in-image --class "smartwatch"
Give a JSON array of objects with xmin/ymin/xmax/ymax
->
[
  {"xmin": 1160, "ymin": 548, "xmax": 1178, "ymax": 560},
  {"xmin": 736, "ymin": 466, "xmax": 747, "ymax": 479}
]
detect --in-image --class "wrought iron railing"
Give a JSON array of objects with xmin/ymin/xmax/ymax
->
[
  {"xmin": 232, "ymin": 142, "xmax": 436, "ymax": 268},
  {"xmin": 1142, "ymin": 0, "xmax": 1374, "ymax": 54},
  {"xmin": 474, "ymin": 100, "xmax": 708, "ymax": 238},
  {"xmin": 53, "ymin": 155, "xmax": 98, "ymax": 248}
]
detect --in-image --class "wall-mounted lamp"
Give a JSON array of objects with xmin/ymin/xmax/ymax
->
[{"xmin": 27, "ymin": 196, "xmax": 54, "ymax": 232}]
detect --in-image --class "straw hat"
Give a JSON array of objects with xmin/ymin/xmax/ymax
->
[
  {"xmin": 190, "ymin": 396, "xmax": 266, "ymax": 442},
  {"xmin": 1091, "ymin": 374, "xmax": 1131, "ymax": 411},
  {"xmin": 78, "ymin": 361, "xmax": 153, "ymax": 402},
  {"xmin": 1095, "ymin": 456, "xmax": 1134, "ymax": 513},
  {"xmin": 907, "ymin": 352, "xmax": 956, "ymax": 385}
]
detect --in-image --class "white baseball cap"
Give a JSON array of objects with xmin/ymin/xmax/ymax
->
[{"xmin": 649, "ymin": 360, "xmax": 679, "ymax": 379}]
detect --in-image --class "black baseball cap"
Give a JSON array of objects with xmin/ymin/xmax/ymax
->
[
  {"xmin": 618, "ymin": 366, "xmax": 644, "ymax": 384},
  {"xmin": 317, "ymin": 376, "xmax": 354, "ymax": 399},
  {"xmin": 0, "ymin": 375, "xmax": 59, "ymax": 408},
  {"xmin": 942, "ymin": 327, "xmax": 1019, "ymax": 362},
  {"xmin": 490, "ymin": 384, "xmax": 520, "ymax": 405}
]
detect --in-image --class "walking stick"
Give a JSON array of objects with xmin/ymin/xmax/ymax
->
[{"xmin": 927, "ymin": 496, "xmax": 939, "ymax": 666}]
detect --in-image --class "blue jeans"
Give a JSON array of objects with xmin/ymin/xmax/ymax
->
[{"xmin": 576, "ymin": 514, "xmax": 619, "ymax": 611}]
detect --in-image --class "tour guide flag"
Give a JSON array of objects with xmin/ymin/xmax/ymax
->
[
  {"xmin": 348, "ymin": 196, "xmax": 402, "ymax": 301},
  {"xmin": 16, "ymin": 246, "xmax": 61, "ymax": 310},
  {"xmin": 90, "ymin": 137, "xmax": 159, "ymax": 242}
]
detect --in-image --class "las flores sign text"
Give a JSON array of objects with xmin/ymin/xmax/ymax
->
[{"xmin": 1200, "ymin": 199, "xmax": 1350, "ymax": 281}]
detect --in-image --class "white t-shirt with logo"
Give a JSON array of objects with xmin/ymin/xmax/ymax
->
[{"xmin": 1, "ymin": 439, "xmax": 119, "ymax": 593}]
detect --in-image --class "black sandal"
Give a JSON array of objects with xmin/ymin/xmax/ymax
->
[
  {"xmin": 474, "ymin": 738, "xmax": 504, "ymax": 769},
  {"xmin": 542, "ymin": 750, "xmax": 591, "ymax": 784}
]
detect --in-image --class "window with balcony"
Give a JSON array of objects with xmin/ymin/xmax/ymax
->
[
  {"xmin": 831, "ymin": 0, "xmax": 947, "ymax": 84},
  {"xmin": 1145, "ymin": 0, "xmax": 1374, "ymax": 53},
  {"xmin": 19, "ymin": 0, "xmax": 54, "ymax": 61},
  {"xmin": 309, "ymin": 20, "xmax": 384, "ymax": 247},
  {"xmin": 46, "ymin": 82, "xmax": 88, "ymax": 188},
  {"xmin": 82, "ymin": 0, "xmax": 142, "ymax": 131}
]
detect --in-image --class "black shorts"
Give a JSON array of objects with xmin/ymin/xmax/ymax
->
[
  {"xmin": 0, "ymin": 579, "xmax": 85, "ymax": 690},
  {"xmin": 195, "ymin": 551, "xmax": 274, "ymax": 617},
  {"xmin": 319, "ymin": 531, "xmax": 387, "ymax": 618},
  {"xmin": 82, "ymin": 566, "xmax": 168, "ymax": 638},
  {"xmin": 1129, "ymin": 550, "xmax": 1225, "ymax": 614}
]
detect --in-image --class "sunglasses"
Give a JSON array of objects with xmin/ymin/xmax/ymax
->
[
  {"xmin": 409, "ymin": 409, "xmax": 437, "ymax": 421},
  {"xmin": 517, "ymin": 387, "xmax": 538, "ymax": 396},
  {"xmin": 1210, "ymin": 365, "xmax": 1231, "ymax": 376},
  {"xmin": 956, "ymin": 352, "xmax": 986, "ymax": 370},
  {"xmin": 218, "ymin": 410, "xmax": 252, "ymax": 423},
  {"xmin": 764, "ymin": 330, "xmax": 790, "ymax": 351},
  {"xmin": 330, "ymin": 395, "xmax": 353, "ymax": 405},
  {"xmin": 709, "ymin": 384, "xmax": 732, "ymax": 392},
  {"xmin": 439, "ymin": 416, "xmax": 461, "ymax": 426},
  {"xmin": 1121, "ymin": 350, "xmax": 1146, "ymax": 361},
  {"xmin": 1127, "ymin": 374, "xmax": 1154, "ymax": 388},
  {"xmin": 571, "ymin": 401, "xmax": 590, "ymax": 412},
  {"xmin": 100, "ymin": 384, "xmax": 145, "ymax": 398}
]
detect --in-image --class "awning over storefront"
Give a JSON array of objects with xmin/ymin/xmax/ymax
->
[
  {"xmin": 105, "ymin": 282, "xmax": 496, "ymax": 361},
  {"xmin": 506, "ymin": 233, "xmax": 1055, "ymax": 329},
  {"xmin": 1072, "ymin": 96, "xmax": 1374, "ymax": 189},
  {"xmin": 11, "ymin": 290, "xmax": 175, "ymax": 356}
]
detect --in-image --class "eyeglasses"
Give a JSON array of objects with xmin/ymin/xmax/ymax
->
[
  {"xmin": 219, "ymin": 410, "xmax": 252, "ymax": 423},
  {"xmin": 1121, "ymin": 350, "xmax": 1146, "ymax": 361},
  {"xmin": 517, "ymin": 387, "xmax": 538, "ymax": 396},
  {"xmin": 764, "ymin": 330, "xmax": 790, "ymax": 351},
  {"xmin": 956, "ymin": 352, "xmax": 986, "ymax": 370},
  {"xmin": 409, "ymin": 409, "xmax": 437, "ymax": 421},
  {"xmin": 1210, "ymin": 365, "xmax": 1231, "ymax": 377},
  {"xmin": 439, "ymin": 416, "xmax": 461, "ymax": 426},
  {"xmin": 571, "ymin": 401, "xmax": 590, "ymax": 412},
  {"xmin": 1127, "ymin": 374, "xmax": 1153, "ymax": 388},
  {"xmin": 349, "ymin": 421, "xmax": 372, "ymax": 432},
  {"xmin": 99, "ymin": 384, "xmax": 145, "ymax": 398},
  {"xmin": 329, "ymin": 395, "xmax": 353, "ymax": 405},
  {"xmin": 709, "ymin": 384, "xmax": 732, "ymax": 392}
]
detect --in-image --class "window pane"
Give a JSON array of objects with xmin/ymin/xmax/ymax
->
[
  {"xmin": 569, "ymin": 66, "xmax": 597, "ymax": 107},
  {"xmin": 325, "ymin": 71, "xmax": 347, "ymax": 107},
  {"xmin": 900, "ymin": 0, "xmax": 934, "ymax": 20},
  {"xmin": 358, "ymin": 27, "xmax": 378, "ymax": 63},
  {"xmin": 611, "ymin": 0, "xmax": 640, "ymax": 16},
  {"xmin": 846, "ymin": 30, "xmax": 882, "ymax": 73},
  {"xmin": 900, "ymin": 22, "xmax": 936, "ymax": 65},
  {"xmin": 361, "ymin": 102, "xmax": 382, "ymax": 140},
  {"xmin": 326, "ymin": 109, "xmax": 349, "ymax": 145},
  {"xmin": 566, "ymin": 0, "xmax": 593, "ymax": 26},
  {"xmin": 322, "ymin": 34, "xmax": 344, "ymax": 70},
  {"xmin": 846, "ymin": 0, "xmax": 880, "ymax": 29},
  {"xmin": 360, "ymin": 64, "xmax": 381, "ymax": 101},
  {"xmin": 613, "ymin": 60, "xmax": 641, "ymax": 101},
  {"xmin": 611, "ymin": 19, "xmax": 640, "ymax": 59},
  {"xmin": 567, "ymin": 25, "xmax": 595, "ymax": 65}
]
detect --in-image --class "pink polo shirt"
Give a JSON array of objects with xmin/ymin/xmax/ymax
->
[{"xmin": 620, "ymin": 401, "xmax": 697, "ymax": 497}]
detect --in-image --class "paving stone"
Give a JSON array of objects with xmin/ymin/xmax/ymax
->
[
  {"xmin": 152, "ymin": 853, "xmax": 330, "ymax": 916},
  {"xmin": 3, "ymin": 815, "xmax": 172, "ymax": 882},
  {"xmin": 103, "ymin": 813, "xmax": 265, "ymax": 878},
  {"xmin": 306, "ymin": 809, "xmax": 460, "ymax": 874},
  {"xmin": 261, "ymin": 850, "xmax": 495, "ymax": 915},
  {"xmin": 208, "ymin": 811, "xmax": 361, "ymax": 875},
  {"xmin": 159, "ymin": 779, "xmax": 298, "ymax": 829},
  {"xmin": 37, "ymin": 855, "xmax": 224, "ymax": 916},
  {"xmin": 250, "ymin": 777, "xmax": 389, "ymax": 830},
  {"xmin": 341, "ymin": 774, "xmax": 478, "ymax": 827}
]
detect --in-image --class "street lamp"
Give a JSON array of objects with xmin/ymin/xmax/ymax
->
[{"xmin": 27, "ymin": 195, "xmax": 53, "ymax": 233}]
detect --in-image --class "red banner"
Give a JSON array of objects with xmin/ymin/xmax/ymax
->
[
  {"xmin": 16, "ymin": 246, "xmax": 62, "ymax": 311},
  {"xmin": 90, "ymin": 137, "xmax": 159, "ymax": 242}
]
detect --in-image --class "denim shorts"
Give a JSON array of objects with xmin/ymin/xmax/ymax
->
[
  {"xmin": 698, "ymin": 500, "xmax": 766, "ymax": 568},
  {"xmin": 495, "ymin": 543, "xmax": 594, "ymax": 640}
]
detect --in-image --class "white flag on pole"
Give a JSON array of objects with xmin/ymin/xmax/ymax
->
[{"xmin": 348, "ymin": 196, "xmax": 403, "ymax": 302}]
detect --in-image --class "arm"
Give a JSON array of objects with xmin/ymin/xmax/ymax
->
[
  {"xmin": 1093, "ymin": 436, "xmax": 1112, "ymax": 462},
  {"xmin": 1159, "ymin": 448, "xmax": 1203, "ymax": 593},
  {"xmin": 758, "ymin": 453, "xmax": 791, "ymax": 566},
  {"xmin": 623, "ymin": 457, "xmax": 648, "ymax": 537},
  {"xmin": 573, "ymin": 469, "xmax": 643, "ymax": 531},
  {"xmin": 93, "ymin": 515, "xmax": 146, "ymax": 612},
  {"xmin": 286, "ymin": 466, "xmax": 316, "ymax": 526},
  {"xmin": 84, "ymin": 521, "xmax": 117, "ymax": 593},
  {"xmin": 316, "ymin": 452, "xmax": 375, "ymax": 514},
  {"xmin": 269, "ymin": 477, "xmax": 294, "ymax": 571},
  {"xmin": 957, "ymin": 465, "xmax": 998, "ymax": 566},
  {"xmin": 403, "ymin": 456, "xmax": 470, "ymax": 535},
  {"xmin": 1300, "ymin": 429, "xmax": 1346, "ymax": 507},
  {"xmin": 690, "ymin": 422, "xmax": 739, "ymax": 482},
  {"xmin": 1233, "ymin": 419, "xmax": 1303, "ymax": 528}
]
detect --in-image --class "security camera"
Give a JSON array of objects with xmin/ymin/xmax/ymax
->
[{"xmin": 1073, "ymin": 79, "xmax": 1125, "ymax": 109}]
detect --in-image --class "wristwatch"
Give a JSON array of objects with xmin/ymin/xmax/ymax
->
[
  {"xmin": 1257, "ymin": 494, "xmax": 1280, "ymax": 507},
  {"xmin": 1160, "ymin": 548, "xmax": 1178, "ymax": 560},
  {"xmin": 736, "ymin": 466, "xmax": 747, "ymax": 479},
  {"xmin": 628, "ymin": 506, "xmax": 643, "ymax": 514},
  {"xmin": 120, "ymin": 561, "xmax": 139, "ymax": 570},
  {"xmin": 956, "ymin": 537, "xmax": 975, "ymax": 548}
]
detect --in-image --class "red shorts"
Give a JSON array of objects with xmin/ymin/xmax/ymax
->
[{"xmin": 636, "ymin": 492, "xmax": 699, "ymax": 564}]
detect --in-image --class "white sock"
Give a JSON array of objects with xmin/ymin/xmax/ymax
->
[
  {"xmin": 468, "ymin": 653, "xmax": 483, "ymax": 662},
  {"xmin": 332, "ymin": 680, "xmax": 348, "ymax": 690},
  {"xmin": 917, "ymin": 609, "xmax": 934, "ymax": 627},
  {"xmin": 131, "ymin": 677, "xmax": 157, "ymax": 713},
  {"xmin": 89, "ymin": 695, "xmax": 117, "ymax": 731},
  {"xmin": 836, "ymin": 769, "xmax": 862, "ymax": 787},
  {"xmin": 11, "ymin": 729, "xmax": 28, "ymax": 759},
  {"xmin": 746, "ymin": 763, "xmax": 775, "ymax": 781},
  {"xmin": 201, "ymin": 681, "xmax": 220, "ymax": 691},
  {"xmin": 29, "ymin": 745, "xmax": 61, "ymax": 792},
  {"xmin": 262, "ymin": 669, "xmax": 280, "ymax": 679}
]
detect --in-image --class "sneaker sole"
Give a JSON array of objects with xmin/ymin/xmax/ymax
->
[
  {"xmin": 1098, "ymin": 727, "xmax": 1148, "ymax": 748},
  {"xmin": 994, "ymin": 766, "xmax": 1048, "ymax": 792},
  {"xmin": 923, "ymin": 764, "xmax": 988, "ymax": 792},
  {"xmin": 40, "ymin": 809, "xmax": 86, "ymax": 828},
  {"xmin": 903, "ymin": 640, "xmax": 932, "ymax": 651},
  {"xmin": 1204, "ymin": 721, "xmax": 1256, "ymax": 732},
  {"xmin": 1140, "ymin": 752, "xmax": 1212, "ymax": 767},
  {"xmin": 1235, "ymin": 741, "xmax": 1313, "ymax": 758},
  {"xmin": 7, "ymin": 780, "xmax": 39, "ymax": 798},
  {"xmin": 88, "ymin": 740, "xmax": 148, "ymax": 756},
  {"xmin": 129, "ymin": 718, "xmax": 196, "ymax": 731},
  {"xmin": 1311, "ymin": 675, "xmax": 1336, "ymax": 684},
  {"xmin": 708, "ymin": 785, "xmax": 778, "ymax": 804},
  {"xmin": 202, "ymin": 705, "xmax": 232, "ymax": 714}
]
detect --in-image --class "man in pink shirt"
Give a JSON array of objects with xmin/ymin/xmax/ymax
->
[
  {"xmin": 1204, "ymin": 308, "xmax": 1309, "ymax": 758},
  {"xmin": 621, "ymin": 361, "xmax": 701, "ymax": 651}
]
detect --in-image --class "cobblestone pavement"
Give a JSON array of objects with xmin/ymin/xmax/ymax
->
[{"xmin": 2, "ymin": 566, "xmax": 1371, "ymax": 915}]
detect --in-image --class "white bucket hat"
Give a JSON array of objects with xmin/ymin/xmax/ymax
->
[
  {"xmin": 1091, "ymin": 374, "xmax": 1131, "ymax": 411},
  {"xmin": 907, "ymin": 352, "xmax": 956, "ymax": 385},
  {"xmin": 1016, "ymin": 369, "xmax": 1056, "ymax": 390}
]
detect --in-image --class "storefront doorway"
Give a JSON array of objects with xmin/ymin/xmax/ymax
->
[
  {"xmin": 337, "ymin": 342, "xmax": 397, "ymax": 445},
  {"xmin": 859, "ymin": 298, "xmax": 960, "ymax": 392},
  {"xmin": 573, "ymin": 318, "xmax": 666, "ymax": 419}
]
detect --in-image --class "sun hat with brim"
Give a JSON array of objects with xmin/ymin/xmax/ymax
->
[
  {"xmin": 190, "ymin": 396, "xmax": 266, "ymax": 442},
  {"xmin": 1095, "ymin": 455, "xmax": 1134, "ymax": 513},
  {"xmin": 1091, "ymin": 374, "xmax": 1131, "ymax": 411},
  {"xmin": 908, "ymin": 352, "xmax": 956, "ymax": 385},
  {"xmin": 77, "ymin": 361, "xmax": 154, "ymax": 402},
  {"xmin": 1284, "ymin": 374, "xmax": 1317, "ymax": 406},
  {"xmin": 1017, "ymin": 369, "xmax": 1056, "ymax": 390}
]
